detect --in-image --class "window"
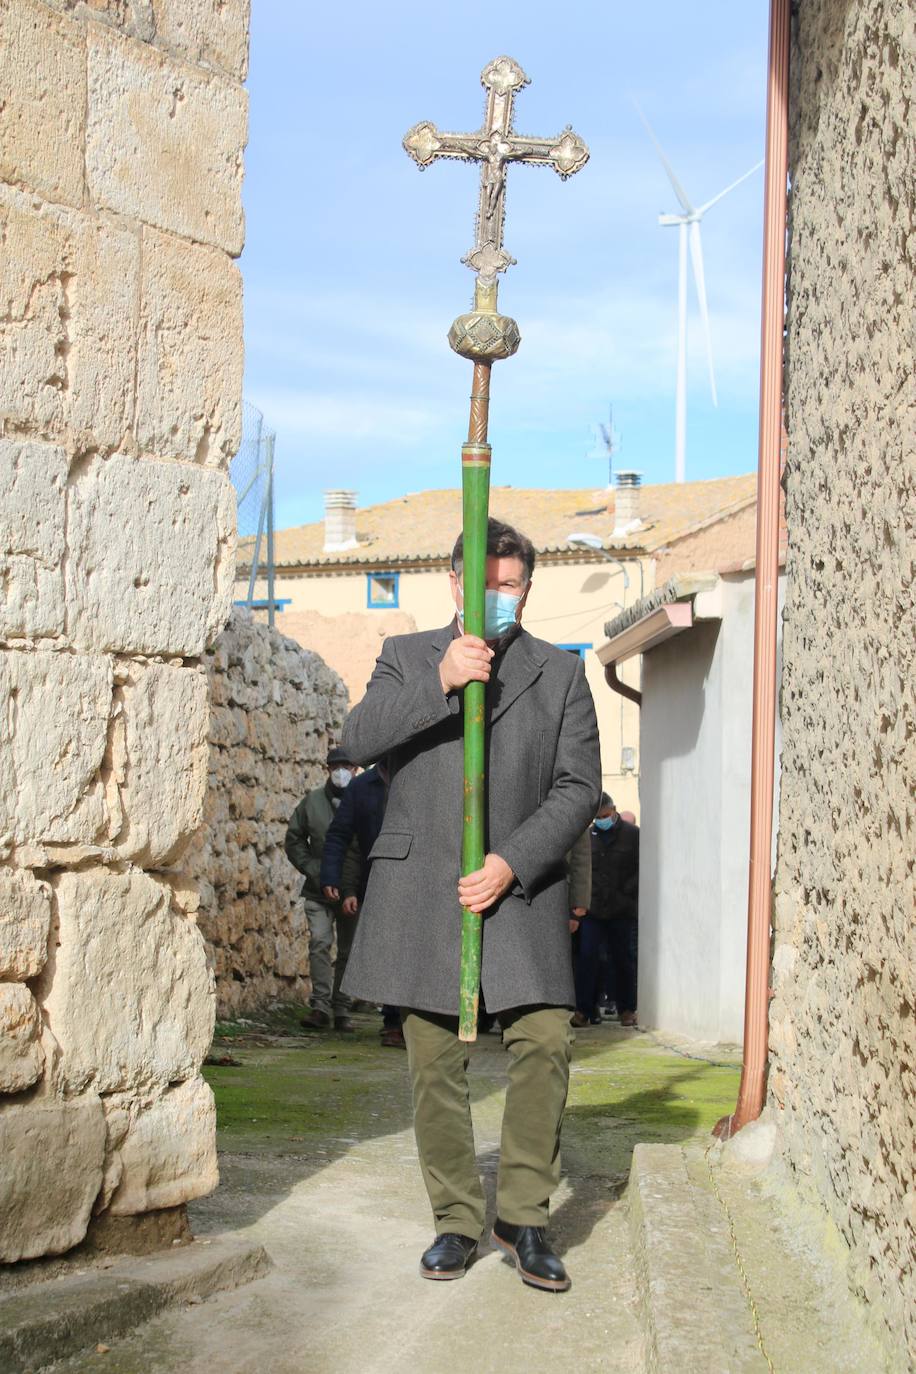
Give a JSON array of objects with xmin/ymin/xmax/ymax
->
[
  {"xmin": 367, "ymin": 572, "xmax": 400, "ymax": 608},
  {"xmin": 557, "ymin": 643, "xmax": 592, "ymax": 659}
]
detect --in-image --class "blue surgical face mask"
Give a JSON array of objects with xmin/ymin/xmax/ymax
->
[
  {"xmin": 484, "ymin": 588, "xmax": 521, "ymax": 638},
  {"xmin": 457, "ymin": 584, "xmax": 522, "ymax": 639},
  {"xmin": 594, "ymin": 815, "xmax": 616, "ymax": 831}
]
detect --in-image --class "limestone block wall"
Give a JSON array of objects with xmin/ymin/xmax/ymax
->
[
  {"xmin": 0, "ymin": 0, "xmax": 249, "ymax": 1262},
  {"xmin": 770, "ymin": 0, "xmax": 914, "ymax": 1357},
  {"xmin": 185, "ymin": 610, "xmax": 349, "ymax": 1018}
]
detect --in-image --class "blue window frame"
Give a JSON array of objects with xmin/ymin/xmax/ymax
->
[
  {"xmin": 556, "ymin": 643, "xmax": 592, "ymax": 659},
  {"xmin": 367, "ymin": 571, "xmax": 400, "ymax": 609}
]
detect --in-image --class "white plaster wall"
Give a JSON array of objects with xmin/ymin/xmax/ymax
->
[
  {"xmin": 716, "ymin": 575, "xmax": 757, "ymax": 1040},
  {"xmin": 639, "ymin": 619, "xmax": 725, "ymax": 1040},
  {"xmin": 638, "ymin": 572, "xmax": 784, "ymax": 1044}
]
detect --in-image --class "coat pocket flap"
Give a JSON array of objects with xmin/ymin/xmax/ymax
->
[{"xmin": 368, "ymin": 831, "xmax": 413, "ymax": 861}]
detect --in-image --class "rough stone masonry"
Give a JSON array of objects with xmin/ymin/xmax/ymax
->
[
  {"xmin": 771, "ymin": 0, "xmax": 914, "ymax": 1360},
  {"xmin": 185, "ymin": 609, "xmax": 348, "ymax": 1019},
  {"xmin": 0, "ymin": 0, "xmax": 249, "ymax": 1262}
]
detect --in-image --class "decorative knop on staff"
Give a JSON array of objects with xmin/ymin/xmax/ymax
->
[{"xmin": 404, "ymin": 56, "xmax": 589, "ymax": 1040}]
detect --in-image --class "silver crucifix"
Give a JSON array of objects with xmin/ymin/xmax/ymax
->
[{"xmin": 404, "ymin": 56, "xmax": 589, "ymax": 284}]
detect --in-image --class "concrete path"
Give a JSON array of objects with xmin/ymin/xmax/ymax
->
[{"xmin": 52, "ymin": 1018, "xmax": 741, "ymax": 1374}]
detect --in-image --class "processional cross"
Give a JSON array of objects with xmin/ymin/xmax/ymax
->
[{"xmin": 403, "ymin": 58, "xmax": 589, "ymax": 1040}]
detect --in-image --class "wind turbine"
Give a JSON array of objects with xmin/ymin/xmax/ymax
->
[{"xmin": 636, "ymin": 104, "xmax": 762, "ymax": 483}]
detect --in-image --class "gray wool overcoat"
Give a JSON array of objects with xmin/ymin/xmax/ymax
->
[{"xmin": 339, "ymin": 623, "xmax": 602, "ymax": 1015}]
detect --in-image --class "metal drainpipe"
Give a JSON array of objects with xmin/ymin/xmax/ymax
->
[
  {"xmin": 714, "ymin": 0, "xmax": 790, "ymax": 1139},
  {"xmin": 604, "ymin": 662, "xmax": 642, "ymax": 708}
]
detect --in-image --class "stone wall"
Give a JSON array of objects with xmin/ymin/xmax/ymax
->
[
  {"xmin": 0, "ymin": 1, "xmax": 248, "ymax": 1262},
  {"xmin": 185, "ymin": 610, "xmax": 348, "ymax": 1018},
  {"xmin": 770, "ymin": 0, "xmax": 914, "ymax": 1358}
]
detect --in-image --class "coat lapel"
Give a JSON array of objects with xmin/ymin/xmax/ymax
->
[
  {"xmin": 425, "ymin": 623, "xmax": 456, "ymax": 671},
  {"xmin": 487, "ymin": 630, "xmax": 546, "ymax": 725}
]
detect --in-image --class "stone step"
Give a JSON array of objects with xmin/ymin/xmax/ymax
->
[
  {"xmin": 627, "ymin": 1136, "xmax": 896, "ymax": 1374},
  {"xmin": 0, "ymin": 1236, "xmax": 271, "ymax": 1374}
]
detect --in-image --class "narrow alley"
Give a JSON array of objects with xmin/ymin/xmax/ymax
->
[{"xmin": 51, "ymin": 1016, "xmax": 736, "ymax": 1373}]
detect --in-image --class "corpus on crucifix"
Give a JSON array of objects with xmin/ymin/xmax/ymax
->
[
  {"xmin": 404, "ymin": 56, "xmax": 588, "ymax": 286},
  {"xmin": 403, "ymin": 57, "xmax": 589, "ymax": 1041}
]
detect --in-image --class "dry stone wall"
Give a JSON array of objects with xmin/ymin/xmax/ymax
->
[
  {"xmin": 185, "ymin": 610, "xmax": 348, "ymax": 1018},
  {"xmin": 771, "ymin": 0, "xmax": 914, "ymax": 1358},
  {"xmin": 0, "ymin": 0, "xmax": 248, "ymax": 1264}
]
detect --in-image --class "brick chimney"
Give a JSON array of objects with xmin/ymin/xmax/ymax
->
[
  {"xmin": 612, "ymin": 470, "xmax": 642, "ymax": 537},
  {"xmin": 323, "ymin": 490, "xmax": 358, "ymax": 552}
]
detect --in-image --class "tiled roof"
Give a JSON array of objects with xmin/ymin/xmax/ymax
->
[{"xmin": 239, "ymin": 473, "xmax": 758, "ymax": 572}]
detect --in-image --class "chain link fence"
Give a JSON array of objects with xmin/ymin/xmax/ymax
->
[{"xmin": 230, "ymin": 399, "xmax": 277, "ymax": 625}]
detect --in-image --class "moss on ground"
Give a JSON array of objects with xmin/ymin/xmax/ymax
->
[{"xmin": 204, "ymin": 1011, "xmax": 740, "ymax": 1173}]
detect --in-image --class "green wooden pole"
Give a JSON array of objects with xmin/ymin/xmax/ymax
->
[
  {"xmin": 402, "ymin": 55, "xmax": 589, "ymax": 1042},
  {"xmin": 458, "ymin": 363, "xmax": 492, "ymax": 1042}
]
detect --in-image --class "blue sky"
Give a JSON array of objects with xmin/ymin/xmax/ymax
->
[{"xmin": 241, "ymin": 1, "xmax": 770, "ymax": 532}]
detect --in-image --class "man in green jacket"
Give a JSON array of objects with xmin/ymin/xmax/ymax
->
[{"xmin": 284, "ymin": 747, "xmax": 362, "ymax": 1031}]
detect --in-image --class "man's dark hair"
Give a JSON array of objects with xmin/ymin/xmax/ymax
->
[
  {"xmin": 451, "ymin": 518, "xmax": 536, "ymax": 582},
  {"xmin": 599, "ymin": 792, "xmax": 615, "ymax": 811}
]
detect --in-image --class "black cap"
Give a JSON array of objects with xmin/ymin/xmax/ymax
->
[{"xmin": 327, "ymin": 746, "xmax": 354, "ymax": 767}]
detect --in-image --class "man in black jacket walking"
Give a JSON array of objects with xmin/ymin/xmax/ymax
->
[
  {"xmin": 320, "ymin": 764, "xmax": 405, "ymax": 1048},
  {"xmin": 572, "ymin": 793, "xmax": 640, "ymax": 1028},
  {"xmin": 284, "ymin": 748, "xmax": 362, "ymax": 1031}
]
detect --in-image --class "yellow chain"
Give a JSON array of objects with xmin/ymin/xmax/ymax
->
[{"xmin": 704, "ymin": 1144, "xmax": 777, "ymax": 1374}]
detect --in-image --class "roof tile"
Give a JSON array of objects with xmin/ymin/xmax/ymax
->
[{"xmin": 240, "ymin": 473, "xmax": 758, "ymax": 571}]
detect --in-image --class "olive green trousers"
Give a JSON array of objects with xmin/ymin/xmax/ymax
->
[{"xmin": 401, "ymin": 1005, "xmax": 573, "ymax": 1241}]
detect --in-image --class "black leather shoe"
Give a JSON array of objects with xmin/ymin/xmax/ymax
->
[
  {"xmin": 491, "ymin": 1219, "xmax": 570, "ymax": 1292},
  {"xmin": 419, "ymin": 1232, "xmax": 478, "ymax": 1280}
]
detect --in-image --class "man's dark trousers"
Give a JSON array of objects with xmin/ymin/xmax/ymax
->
[
  {"xmin": 573, "ymin": 916, "xmax": 612, "ymax": 1017},
  {"xmin": 607, "ymin": 918, "xmax": 638, "ymax": 1015},
  {"xmin": 401, "ymin": 1005, "xmax": 573, "ymax": 1240}
]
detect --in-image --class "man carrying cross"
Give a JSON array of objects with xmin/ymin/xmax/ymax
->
[
  {"xmin": 340, "ymin": 519, "xmax": 601, "ymax": 1291},
  {"xmin": 342, "ymin": 57, "xmax": 594, "ymax": 1292}
]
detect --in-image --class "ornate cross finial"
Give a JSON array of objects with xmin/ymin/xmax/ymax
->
[{"xmin": 404, "ymin": 56, "xmax": 589, "ymax": 286}]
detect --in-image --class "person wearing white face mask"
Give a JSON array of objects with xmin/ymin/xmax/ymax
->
[{"xmin": 284, "ymin": 746, "xmax": 362, "ymax": 1031}]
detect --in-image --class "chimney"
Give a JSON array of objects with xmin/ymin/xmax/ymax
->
[
  {"xmin": 323, "ymin": 490, "xmax": 358, "ymax": 552},
  {"xmin": 612, "ymin": 470, "xmax": 642, "ymax": 537}
]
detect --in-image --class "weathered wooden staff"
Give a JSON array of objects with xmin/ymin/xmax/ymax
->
[{"xmin": 404, "ymin": 57, "xmax": 589, "ymax": 1040}]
